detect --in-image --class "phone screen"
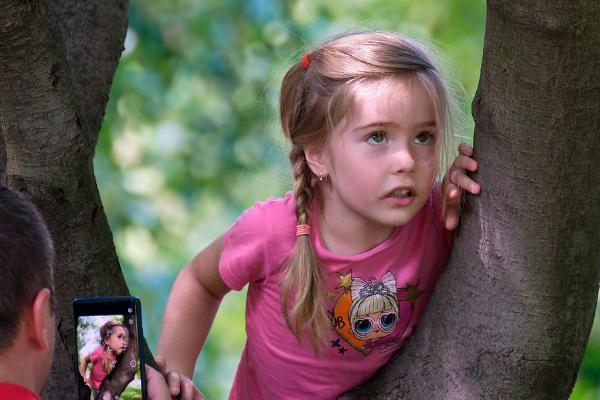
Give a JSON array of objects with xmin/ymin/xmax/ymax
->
[{"xmin": 73, "ymin": 296, "xmax": 146, "ymax": 400}]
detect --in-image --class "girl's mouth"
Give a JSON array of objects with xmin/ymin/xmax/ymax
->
[
  {"xmin": 383, "ymin": 187, "xmax": 415, "ymax": 206},
  {"xmin": 385, "ymin": 187, "xmax": 414, "ymax": 199},
  {"xmin": 387, "ymin": 189, "xmax": 412, "ymax": 199}
]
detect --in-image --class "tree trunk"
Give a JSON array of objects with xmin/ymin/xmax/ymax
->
[
  {"xmin": 343, "ymin": 1, "xmax": 600, "ymax": 399},
  {"xmin": 0, "ymin": 1, "xmax": 130, "ymax": 398}
]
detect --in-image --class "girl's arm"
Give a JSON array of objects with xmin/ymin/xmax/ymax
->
[
  {"xmin": 157, "ymin": 237, "xmax": 230, "ymax": 390},
  {"xmin": 79, "ymin": 354, "xmax": 90, "ymax": 379}
]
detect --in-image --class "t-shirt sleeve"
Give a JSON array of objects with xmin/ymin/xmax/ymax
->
[
  {"xmin": 89, "ymin": 346, "xmax": 104, "ymax": 362},
  {"xmin": 431, "ymin": 182, "xmax": 454, "ymax": 251},
  {"xmin": 219, "ymin": 202, "xmax": 271, "ymax": 291}
]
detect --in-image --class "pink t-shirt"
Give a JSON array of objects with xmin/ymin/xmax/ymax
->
[
  {"xmin": 219, "ymin": 188, "xmax": 452, "ymax": 399},
  {"xmin": 88, "ymin": 346, "xmax": 115, "ymax": 390}
]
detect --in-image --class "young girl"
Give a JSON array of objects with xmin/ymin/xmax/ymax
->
[
  {"xmin": 158, "ymin": 30, "xmax": 480, "ymax": 399},
  {"xmin": 79, "ymin": 320, "xmax": 129, "ymax": 399}
]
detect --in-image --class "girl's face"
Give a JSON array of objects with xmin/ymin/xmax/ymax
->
[
  {"xmin": 314, "ymin": 77, "xmax": 438, "ymax": 240},
  {"xmin": 106, "ymin": 326, "xmax": 128, "ymax": 354},
  {"xmin": 352, "ymin": 310, "xmax": 399, "ymax": 340}
]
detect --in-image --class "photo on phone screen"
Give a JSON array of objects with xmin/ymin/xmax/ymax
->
[{"xmin": 74, "ymin": 296, "xmax": 146, "ymax": 400}]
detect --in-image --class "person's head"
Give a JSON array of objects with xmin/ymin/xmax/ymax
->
[
  {"xmin": 279, "ymin": 31, "xmax": 455, "ymax": 350},
  {"xmin": 0, "ymin": 184, "xmax": 56, "ymax": 390},
  {"xmin": 100, "ymin": 320, "xmax": 128, "ymax": 355}
]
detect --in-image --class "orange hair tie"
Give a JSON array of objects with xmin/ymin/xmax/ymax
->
[
  {"xmin": 300, "ymin": 53, "xmax": 310, "ymax": 69},
  {"xmin": 296, "ymin": 224, "xmax": 311, "ymax": 236}
]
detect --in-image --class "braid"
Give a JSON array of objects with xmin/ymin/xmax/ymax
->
[
  {"xmin": 290, "ymin": 147, "xmax": 313, "ymax": 224},
  {"xmin": 281, "ymin": 147, "xmax": 329, "ymax": 353}
]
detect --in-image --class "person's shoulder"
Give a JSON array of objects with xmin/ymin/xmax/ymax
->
[
  {"xmin": 249, "ymin": 192, "xmax": 295, "ymax": 218},
  {"xmin": 238, "ymin": 192, "xmax": 295, "ymax": 230},
  {"xmin": 247, "ymin": 192, "xmax": 296, "ymax": 252},
  {"xmin": 224, "ymin": 192, "xmax": 296, "ymax": 246},
  {"xmin": 220, "ymin": 192, "xmax": 296, "ymax": 289},
  {"xmin": 90, "ymin": 346, "xmax": 104, "ymax": 361}
]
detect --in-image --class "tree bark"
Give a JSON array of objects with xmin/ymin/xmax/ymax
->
[
  {"xmin": 0, "ymin": 1, "xmax": 129, "ymax": 397},
  {"xmin": 343, "ymin": 1, "xmax": 600, "ymax": 399}
]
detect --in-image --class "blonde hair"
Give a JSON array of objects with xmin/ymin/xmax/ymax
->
[{"xmin": 279, "ymin": 31, "xmax": 455, "ymax": 352}]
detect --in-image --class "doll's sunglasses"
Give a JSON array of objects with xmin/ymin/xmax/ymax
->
[{"xmin": 352, "ymin": 312, "xmax": 398, "ymax": 337}]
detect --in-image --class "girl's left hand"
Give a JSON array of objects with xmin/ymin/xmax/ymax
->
[
  {"xmin": 155, "ymin": 356, "xmax": 205, "ymax": 400},
  {"xmin": 145, "ymin": 365, "xmax": 172, "ymax": 400},
  {"xmin": 442, "ymin": 143, "xmax": 480, "ymax": 230}
]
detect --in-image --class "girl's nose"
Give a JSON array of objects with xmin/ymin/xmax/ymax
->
[{"xmin": 391, "ymin": 145, "xmax": 416, "ymax": 174}]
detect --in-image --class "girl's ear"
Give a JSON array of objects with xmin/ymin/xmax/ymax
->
[{"xmin": 304, "ymin": 145, "xmax": 329, "ymax": 177}]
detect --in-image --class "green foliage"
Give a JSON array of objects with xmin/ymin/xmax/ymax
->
[
  {"xmin": 119, "ymin": 385, "xmax": 142, "ymax": 400},
  {"xmin": 93, "ymin": 0, "xmax": 597, "ymax": 398}
]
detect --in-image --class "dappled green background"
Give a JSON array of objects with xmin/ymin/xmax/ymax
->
[{"xmin": 94, "ymin": 0, "xmax": 599, "ymax": 398}]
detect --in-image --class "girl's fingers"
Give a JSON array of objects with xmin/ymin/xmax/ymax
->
[
  {"xmin": 452, "ymin": 155, "xmax": 478, "ymax": 172},
  {"xmin": 182, "ymin": 379, "xmax": 193, "ymax": 400},
  {"xmin": 181, "ymin": 377, "xmax": 200, "ymax": 400},
  {"xmin": 458, "ymin": 143, "xmax": 473, "ymax": 156},
  {"xmin": 451, "ymin": 170, "xmax": 480, "ymax": 195},
  {"xmin": 145, "ymin": 366, "xmax": 171, "ymax": 399},
  {"xmin": 444, "ymin": 207, "xmax": 459, "ymax": 230},
  {"xmin": 166, "ymin": 371, "xmax": 181, "ymax": 396},
  {"xmin": 443, "ymin": 185, "xmax": 460, "ymax": 230},
  {"xmin": 445, "ymin": 183, "xmax": 460, "ymax": 201}
]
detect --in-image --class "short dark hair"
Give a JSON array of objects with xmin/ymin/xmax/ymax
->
[{"xmin": 0, "ymin": 184, "xmax": 55, "ymax": 354}]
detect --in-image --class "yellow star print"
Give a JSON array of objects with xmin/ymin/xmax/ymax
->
[
  {"xmin": 399, "ymin": 283, "xmax": 424, "ymax": 305},
  {"xmin": 336, "ymin": 271, "xmax": 353, "ymax": 292}
]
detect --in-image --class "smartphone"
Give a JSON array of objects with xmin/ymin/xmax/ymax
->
[{"xmin": 73, "ymin": 296, "xmax": 147, "ymax": 400}]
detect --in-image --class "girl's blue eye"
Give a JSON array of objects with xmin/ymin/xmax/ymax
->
[
  {"xmin": 354, "ymin": 319, "xmax": 372, "ymax": 334},
  {"xmin": 414, "ymin": 132, "xmax": 434, "ymax": 145},
  {"xmin": 380, "ymin": 313, "xmax": 397, "ymax": 329},
  {"xmin": 366, "ymin": 131, "xmax": 388, "ymax": 145}
]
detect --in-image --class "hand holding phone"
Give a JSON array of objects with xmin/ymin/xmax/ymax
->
[{"xmin": 73, "ymin": 296, "xmax": 146, "ymax": 400}]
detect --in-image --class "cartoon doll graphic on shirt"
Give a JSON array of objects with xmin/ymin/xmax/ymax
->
[
  {"xmin": 330, "ymin": 271, "xmax": 423, "ymax": 355},
  {"xmin": 349, "ymin": 272, "xmax": 399, "ymax": 342}
]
